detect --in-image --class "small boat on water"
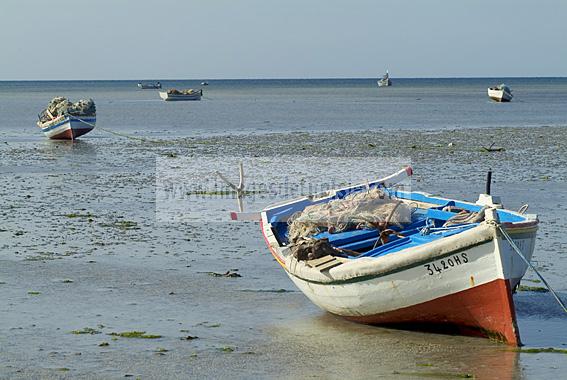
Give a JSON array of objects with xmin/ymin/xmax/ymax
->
[
  {"xmin": 138, "ymin": 81, "xmax": 162, "ymax": 89},
  {"xmin": 377, "ymin": 70, "xmax": 392, "ymax": 87},
  {"xmin": 488, "ymin": 84, "xmax": 513, "ymax": 102},
  {"xmin": 159, "ymin": 88, "xmax": 203, "ymax": 101},
  {"xmin": 37, "ymin": 97, "xmax": 96, "ymax": 140},
  {"xmin": 259, "ymin": 167, "xmax": 538, "ymax": 345},
  {"xmin": 201, "ymin": 81, "xmax": 209, "ymax": 86}
]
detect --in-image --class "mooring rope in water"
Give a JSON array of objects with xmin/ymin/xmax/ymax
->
[
  {"xmin": 73, "ymin": 117, "xmax": 161, "ymax": 143},
  {"xmin": 498, "ymin": 224, "xmax": 567, "ymax": 314},
  {"xmin": 97, "ymin": 126, "xmax": 157, "ymax": 142}
]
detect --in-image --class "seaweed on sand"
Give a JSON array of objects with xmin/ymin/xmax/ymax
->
[
  {"xmin": 517, "ymin": 285, "xmax": 549, "ymax": 293},
  {"xmin": 71, "ymin": 327, "xmax": 101, "ymax": 335},
  {"xmin": 108, "ymin": 331, "xmax": 162, "ymax": 339},
  {"xmin": 515, "ymin": 347, "xmax": 567, "ymax": 354},
  {"xmin": 100, "ymin": 220, "xmax": 139, "ymax": 230}
]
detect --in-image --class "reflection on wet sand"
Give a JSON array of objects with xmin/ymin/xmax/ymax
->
[
  {"xmin": 268, "ymin": 312, "xmax": 520, "ymax": 379},
  {"xmin": 41, "ymin": 139, "xmax": 98, "ymax": 159}
]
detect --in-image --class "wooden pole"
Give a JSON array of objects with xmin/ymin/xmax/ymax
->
[{"xmin": 216, "ymin": 162, "xmax": 245, "ymax": 212}]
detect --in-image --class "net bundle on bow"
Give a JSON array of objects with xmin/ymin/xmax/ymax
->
[{"xmin": 39, "ymin": 97, "xmax": 96, "ymax": 122}]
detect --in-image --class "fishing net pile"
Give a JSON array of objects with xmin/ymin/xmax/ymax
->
[
  {"xmin": 288, "ymin": 188, "xmax": 411, "ymax": 261},
  {"xmin": 167, "ymin": 89, "xmax": 201, "ymax": 95},
  {"xmin": 39, "ymin": 97, "xmax": 96, "ymax": 123}
]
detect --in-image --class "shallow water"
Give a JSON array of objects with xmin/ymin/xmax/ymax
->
[
  {"xmin": 1, "ymin": 78, "xmax": 567, "ymax": 138},
  {"xmin": 1, "ymin": 80, "xmax": 567, "ymax": 378}
]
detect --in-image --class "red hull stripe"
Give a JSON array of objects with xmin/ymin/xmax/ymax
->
[
  {"xmin": 260, "ymin": 218, "xmax": 286, "ymax": 268},
  {"xmin": 51, "ymin": 129, "xmax": 74, "ymax": 140},
  {"xmin": 50, "ymin": 127, "xmax": 93, "ymax": 140},
  {"xmin": 342, "ymin": 279, "xmax": 520, "ymax": 345}
]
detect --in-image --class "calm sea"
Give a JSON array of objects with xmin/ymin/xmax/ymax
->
[{"xmin": 0, "ymin": 78, "xmax": 566, "ymax": 139}]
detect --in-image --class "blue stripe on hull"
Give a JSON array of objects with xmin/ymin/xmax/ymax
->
[{"xmin": 40, "ymin": 117, "xmax": 96, "ymax": 132}]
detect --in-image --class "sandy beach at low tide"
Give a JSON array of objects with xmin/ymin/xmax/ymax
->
[{"xmin": 1, "ymin": 126, "xmax": 566, "ymax": 379}]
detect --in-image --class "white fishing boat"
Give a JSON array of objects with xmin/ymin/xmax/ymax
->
[
  {"xmin": 159, "ymin": 89, "xmax": 203, "ymax": 101},
  {"xmin": 377, "ymin": 70, "xmax": 392, "ymax": 87},
  {"xmin": 138, "ymin": 81, "xmax": 162, "ymax": 89},
  {"xmin": 37, "ymin": 97, "xmax": 96, "ymax": 140},
  {"xmin": 38, "ymin": 115, "xmax": 96, "ymax": 140},
  {"xmin": 259, "ymin": 167, "xmax": 539, "ymax": 345},
  {"xmin": 488, "ymin": 84, "xmax": 513, "ymax": 102}
]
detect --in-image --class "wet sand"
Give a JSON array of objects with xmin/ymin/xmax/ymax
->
[{"xmin": 1, "ymin": 126, "xmax": 566, "ymax": 379}]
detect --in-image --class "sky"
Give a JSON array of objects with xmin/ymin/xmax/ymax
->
[{"xmin": 1, "ymin": 0, "xmax": 566, "ymax": 80}]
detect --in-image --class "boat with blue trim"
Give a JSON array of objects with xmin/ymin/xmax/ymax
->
[
  {"xmin": 37, "ymin": 97, "xmax": 96, "ymax": 140},
  {"xmin": 260, "ymin": 167, "xmax": 538, "ymax": 345},
  {"xmin": 38, "ymin": 115, "xmax": 96, "ymax": 140}
]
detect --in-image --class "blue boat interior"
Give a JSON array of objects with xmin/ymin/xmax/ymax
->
[{"xmin": 267, "ymin": 187, "xmax": 526, "ymax": 259}]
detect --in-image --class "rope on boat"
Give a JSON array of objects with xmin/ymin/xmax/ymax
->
[{"xmin": 497, "ymin": 225, "xmax": 567, "ymax": 314}]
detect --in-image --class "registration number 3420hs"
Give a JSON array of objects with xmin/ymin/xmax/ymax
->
[{"xmin": 424, "ymin": 252, "xmax": 469, "ymax": 276}]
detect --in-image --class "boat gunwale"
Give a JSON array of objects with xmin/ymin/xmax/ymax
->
[
  {"xmin": 260, "ymin": 171, "xmax": 538, "ymax": 285},
  {"xmin": 261, "ymin": 167, "xmax": 536, "ymax": 226},
  {"xmin": 262, "ymin": 187, "xmax": 538, "ymax": 229}
]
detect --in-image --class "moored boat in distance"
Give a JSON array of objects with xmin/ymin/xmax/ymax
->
[
  {"xmin": 488, "ymin": 84, "xmax": 513, "ymax": 102},
  {"xmin": 377, "ymin": 70, "xmax": 392, "ymax": 87},
  {"xmin": 138, "ymin": 81, "xmax": 162, "ymax": 89},
  {"xmin": 37, "ymin": 97, "xmax": 96, "ymax": 140},
  {"xmin": 159, "ymin": 88, "xmax": 203, "ymax": 101},
  {"xmin": 260, "ymin": 167, "xmax": 538, "ymax": 345},
  {"xmin": 201, "ymin": 81, "xmax": 209, "ymax": 86}
]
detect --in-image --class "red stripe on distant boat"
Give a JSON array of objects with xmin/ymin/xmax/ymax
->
[{"xmin": 51, "ymin": 129, "xmax": 74, "ymax": 140}]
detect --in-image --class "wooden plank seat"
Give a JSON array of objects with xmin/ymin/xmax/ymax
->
[{"xmin": 306, "ymin": 255, "xmax": 346, "ymax": 272}]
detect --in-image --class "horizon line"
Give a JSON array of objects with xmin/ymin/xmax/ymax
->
[{"xmin": 1, "ymin": 75, "xmax": 566, "ymax": 82}]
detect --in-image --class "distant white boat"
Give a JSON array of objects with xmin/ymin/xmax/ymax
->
[
  {"xmin": 201, "ymin": 81, "xmax": 209, "ymax": 86},
  {"xmin": 138, "ymin": 82, "xmax": 162, "ymax": 89},
  {"xmin": 159, "ymin": 89, "xmax": 203, "ymax": 101},
  {"xmin": 488, "ymin": 84, "xmax": 513, "ymax": 102},
  {"xmin": 377, "ymin": 71, "xmax": 392, "ymax": 87}
]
